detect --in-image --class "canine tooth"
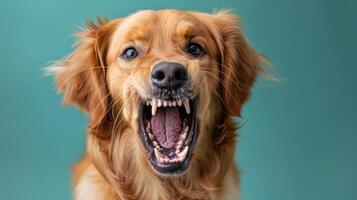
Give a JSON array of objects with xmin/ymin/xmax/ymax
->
[
  {"xmin": 177, "ymin": 100, "xmax": 182, "ymax": 106},
  {"xmin": 152, "ymin": 99, "xmax": 157, "ymax": 115},
  {"xmin": 154, "ymin": 148, "xmax": 162, "ymax": 159},
  {"xmin": 183, "ymin": 99, "xmax": 190, "ymax": 114},
  {"xmin": 163, "ymin": 100, "xmax": 168, "ymax": 107},
  {"xmin": 178, "ymin": 146, "xmax": 189, "ymax": 159},
  {"xmin": 158, "ymin": 99, "xmax": 162, "ymax": 107}
]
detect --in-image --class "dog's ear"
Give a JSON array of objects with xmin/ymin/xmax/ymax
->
[
  {"xmin": 50, "ymin": 18, "xmax": 119, "ymax": 138},
  {"xmin": 214, "ymin": 11, "xmax": 264, "ymax": 117}
]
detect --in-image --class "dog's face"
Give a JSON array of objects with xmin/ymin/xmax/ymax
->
[
  {"xmin": 53, "ymin": 10, "xmax": 262, "ymax": 177},
  {"xmin": 107, "ymin": 10, "xmax": 223, "ymax": 174}
]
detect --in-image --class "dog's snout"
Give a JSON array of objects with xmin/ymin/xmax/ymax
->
[{"xmin": 151, "ymin": 62, "xmax": 188, "ymax": 89}]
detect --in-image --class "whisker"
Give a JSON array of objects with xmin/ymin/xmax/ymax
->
[
  {"xmin": 199, "ymin": 69, "xmax": 239, "ymax": 116},
  {"xmin": 205, "ymin": 60, "xmax": 242, "ymax": 89}
]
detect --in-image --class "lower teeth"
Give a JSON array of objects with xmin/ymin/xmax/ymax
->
[{"xmin": 154, "ymin": 145, "xmax": 189, "ymax": 164}]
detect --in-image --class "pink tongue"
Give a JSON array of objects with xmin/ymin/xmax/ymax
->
[{"xmin": 150, "ymin": 107, "xmax": 182, "ymax": 149}]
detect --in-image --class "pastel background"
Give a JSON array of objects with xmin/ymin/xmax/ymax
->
[{"xmin": 0, "ymin": 0, "xmax": 356, "ymax": 199}]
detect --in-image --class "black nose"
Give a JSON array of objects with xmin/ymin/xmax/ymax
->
[{"xmin": 151, "ymin": 62, "xmax": 188, "ymax": 89}]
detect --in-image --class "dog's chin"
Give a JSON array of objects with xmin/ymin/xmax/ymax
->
[{"xmin": 138, "ymin": 97, "xmax": 198, "ymax": 175}]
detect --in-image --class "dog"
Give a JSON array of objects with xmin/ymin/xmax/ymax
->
[{"xmin": 50, "ymin": 9, "xmax": 264, "ymax": 200}]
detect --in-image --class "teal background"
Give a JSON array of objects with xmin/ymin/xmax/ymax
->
[{"xmin": 0, "ymin": 0, "xmax": 356, "ymax": 199}]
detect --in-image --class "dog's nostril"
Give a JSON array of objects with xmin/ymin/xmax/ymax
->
[
  {"xmin": 152, "ymin": 70, "xmax": 165, "ymax": 81},
  {"xmin": 174, "ymin": 68, "xmax": 188, "ymax": 81},
  {"xmin": 151, "ymin": 62, "xmax": 188, "ymax": 89}
]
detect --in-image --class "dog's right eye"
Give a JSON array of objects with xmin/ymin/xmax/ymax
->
[{"xmin": 122, "ymin": 47, "xmax": 138, "ymax": 60}]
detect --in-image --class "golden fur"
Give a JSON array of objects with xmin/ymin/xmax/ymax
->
[{"xmin": 51, "ymin": 9, "xmax": 264, "ymax": 200}]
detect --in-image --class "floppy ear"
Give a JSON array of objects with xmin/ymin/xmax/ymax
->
[
  {"xmin": 50, "ymin": 18, "xmax": 118, "ymax": 138},
  {"xmin": 214, "ymin": 11, "xmax": 264, "ymax": 117}
]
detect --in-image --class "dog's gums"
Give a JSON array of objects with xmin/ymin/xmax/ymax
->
[{"xmin": 139, "ymin": 97, "xmax": 198, "ymax": 174}]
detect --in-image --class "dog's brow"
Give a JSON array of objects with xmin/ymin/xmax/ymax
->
[
  {"xmin": 126, "ymin": 27, "xmax": 150, "ymax": 42},
  {"xmin": 175, "ymin": 21, "xmax": 196, "ymax": 38}
]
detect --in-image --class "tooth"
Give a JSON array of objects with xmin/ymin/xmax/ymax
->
[
  {"xmin": 184, "ymin": 126, "xmax": 189, "ymax": 133},
  {"xmin": 146, "ymin": 101, "xmax": 150, "ymax": 106},
  {"xmin": 149, "ymin": 133, "xmax": 154, "ymax": 140},
  {"xmin": 178, "ymin": 100, "xmax": 182, "ymax": 106},
  {"xmin": 178, "ymin": 146, "xmax": 189, "ymax": 159},
  {"xmin": 158, "ymin": 99, "xmax": 162, "ymax": 107},
  {"xmin": 152, "ymin": 99, "xmax": 157, "ymax": 115},
  {"xmin": 154, "ymin": 148, "xmax": 162, "ymax": 159},
  {"xmin": 183, "ymin": 99, "xmax": 190, "ymax": 114},
  {"xmin": 182, "ymin": 119, "xmax": 186, "ymax": 128},
  {"xmin": 175, "ymin": 149, "xmax": 180, "ymax": 154},
  {"xmin": 172, "ymin": 101, "xmax": 176, "ymax": 106},
  {"xmin": 153, "ymin": 141, "xmax": 159, "ymax": 147},
  {"xmin": 176, "ymin": 140, "xmax": 183, "ymax": 149},
  {"xmin": 181, "ymin": 132, "xmax": 187, "ymax": 141},
  {"xmin": 168, "ymin": 101, "xmax": 172, "ymax": 107},
  {"xmin": 163, "ymin": 100, "xmax": 168, "ymax": 107}
]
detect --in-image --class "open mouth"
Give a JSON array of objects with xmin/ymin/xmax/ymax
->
[{"xmin": 139, "ymin": 97, "xmax": 198, "ymax": 174}]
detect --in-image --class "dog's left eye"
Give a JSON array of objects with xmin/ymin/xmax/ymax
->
[
  {"xmin": 122, "ymin": 47, "xmax": 138, "ymax": 60},
  {"xmin": 187, "ymin": 42, "xmax": 205, "ymax": 57}
]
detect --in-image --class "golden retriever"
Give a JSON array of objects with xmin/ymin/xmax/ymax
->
[{"xmin": 50, "ymin": 9, "xmax": 264, "ymax": 200}]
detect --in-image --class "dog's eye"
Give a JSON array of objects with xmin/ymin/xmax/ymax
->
[
  {"xmin": 187, "ymin": 42, "xmax": 205, "ymax": 57},
  {"xmin": 122, "ymin": 47, "xmax": 138, "ymax": 60}
]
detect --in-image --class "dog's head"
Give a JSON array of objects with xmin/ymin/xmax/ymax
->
[{"xmin": 52, "ymin": 10, "xmax": 262, "ymax": 177}]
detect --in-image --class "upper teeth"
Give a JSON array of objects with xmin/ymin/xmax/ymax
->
[
  {"xmin": 183, "ymin": 98, "xmax": 190, "ymax": 114},
  {"xmin": 149, "ymin": 98, "xmax": 190, "ymax": 115}
]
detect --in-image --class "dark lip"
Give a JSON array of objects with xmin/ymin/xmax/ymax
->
[{"xmin": 138, "ymin": 98, "xmax": 199, "ymax": 175}]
